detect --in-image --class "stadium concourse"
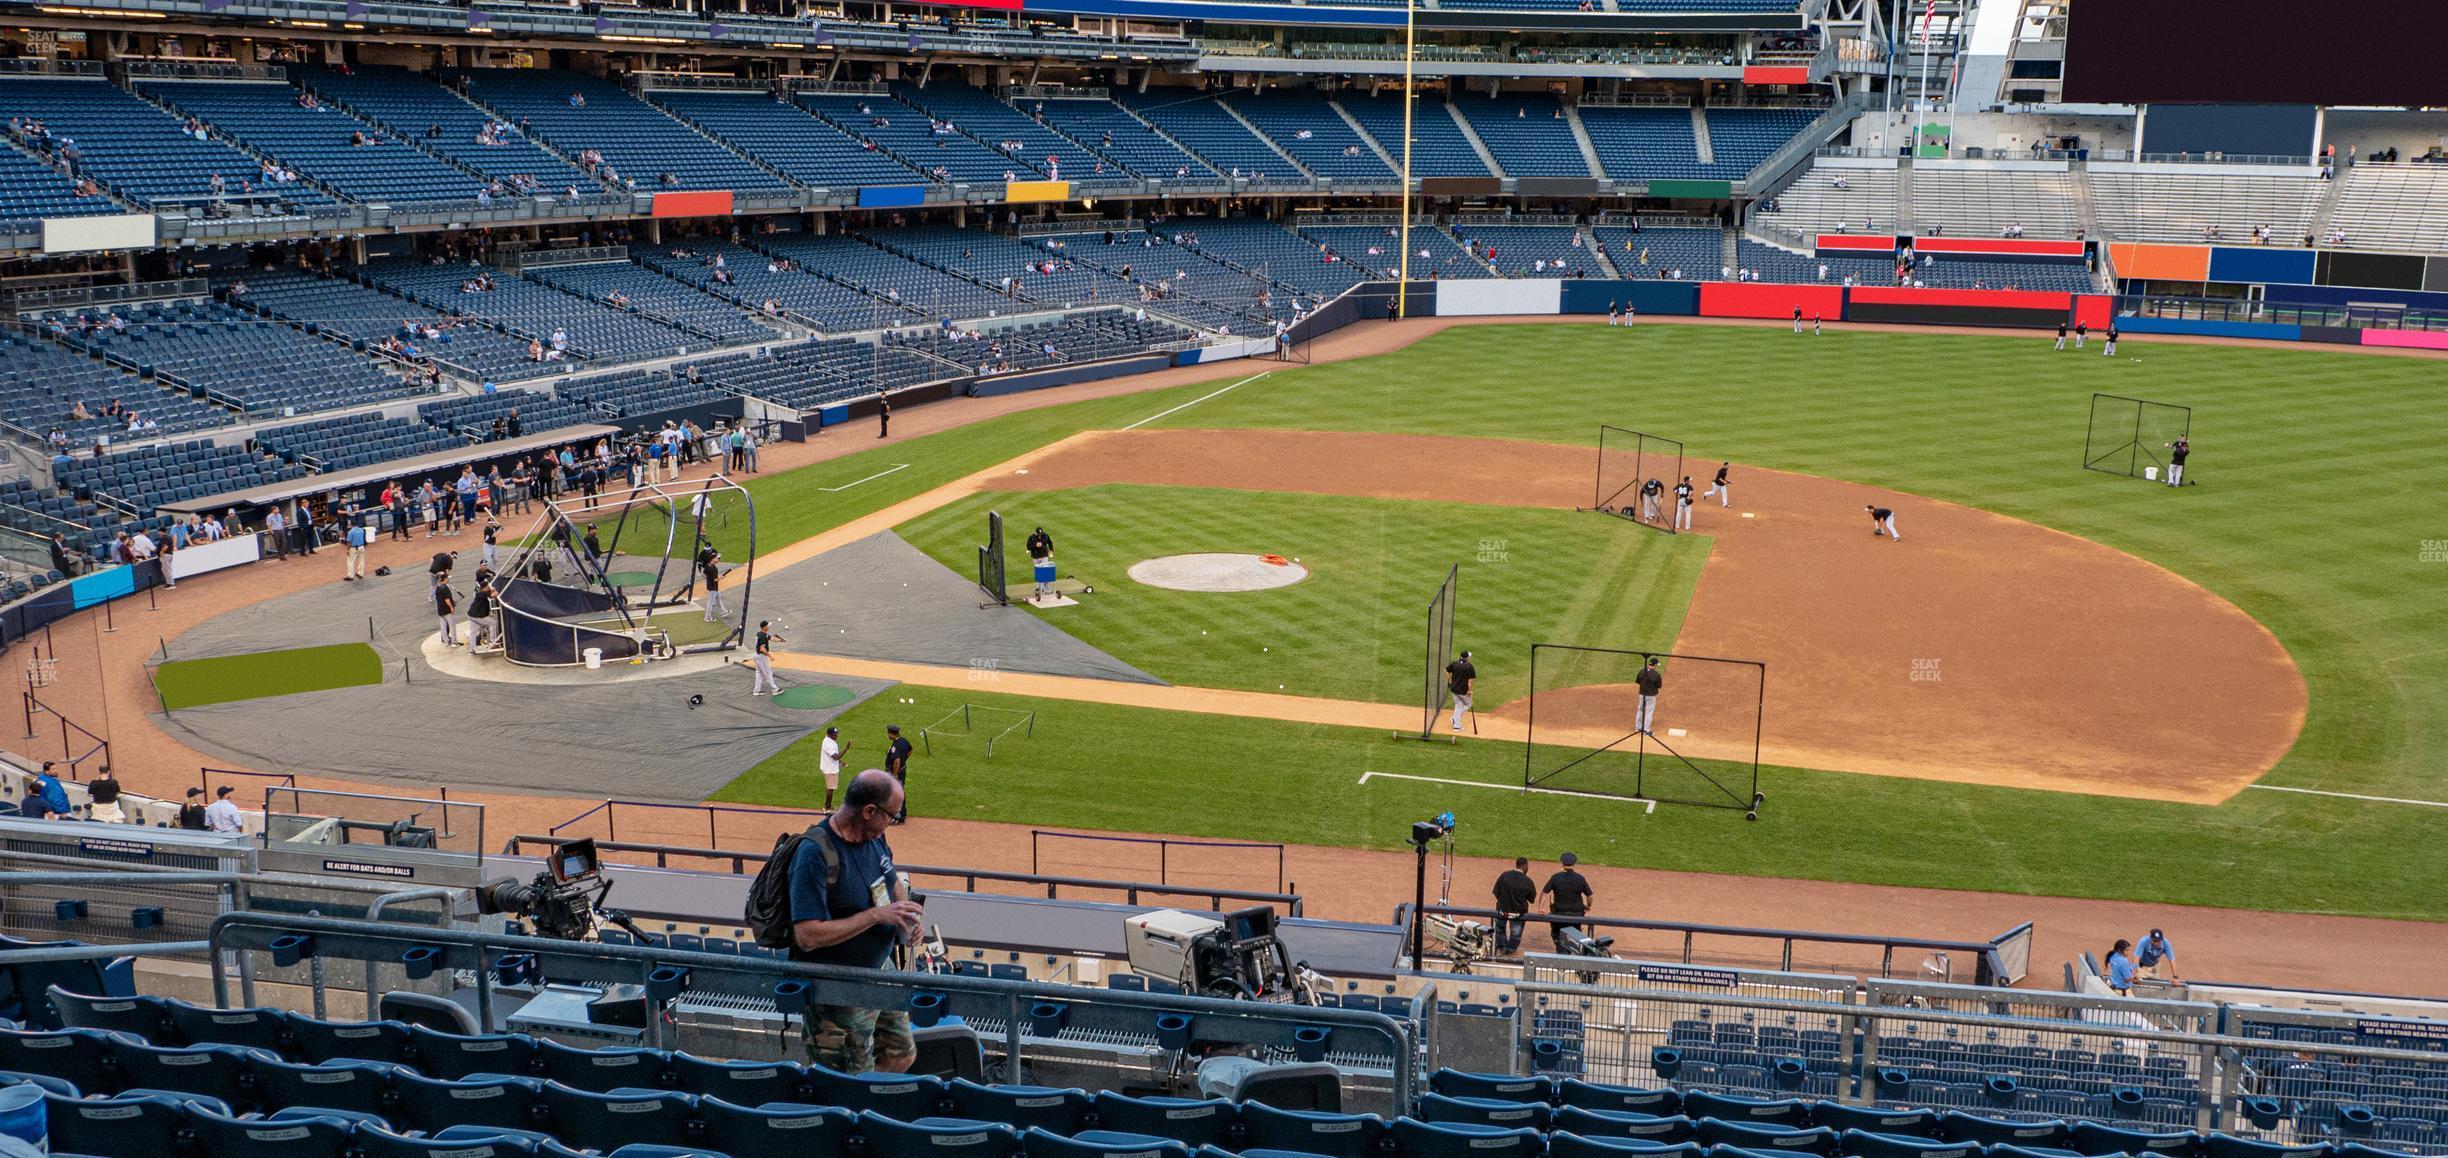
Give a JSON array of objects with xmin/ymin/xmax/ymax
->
[{"xmin": 18, "ymin": 311, "xmax": 2448, "ymax": 1001}]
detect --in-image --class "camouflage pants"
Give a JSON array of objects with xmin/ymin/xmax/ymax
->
[{"xmin": 805, "ymin": 1003, "xmax": 916, "ymax": 1074}]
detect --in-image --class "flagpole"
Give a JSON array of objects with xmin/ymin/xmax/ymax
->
[{"xmin": 1395, "ymin": 0, "xmax": 1417, "ymax": 320}]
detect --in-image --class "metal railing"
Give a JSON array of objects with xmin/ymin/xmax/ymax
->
[
  {"xmin": 19, "ymin": 690, "xmax": 111, "ymax": 781},
  {"xmin": 504, "ymin": 831, "xmax": 1304, "ymax": 915},
  {"xmin": 1411, "ymin": 904, "xmax": 2033, "ymax": 985},
  {"xmin": 511, "ymin": 244, "xmax": 631, "ymax": 271},
  {"xmin": 205, "ymin": 910, "xmax": 1418, "ymax": 1104},
  {"xmin": 1031, "ymin": 829, "xmax": 1289, "ymax": 896},
  {"xmin": 2114, "ymin": 293, "xmax": 2448, "ymax": 333},
  {"xmin": 117, "ymin": 61, "xmax": 285, "ymax": 83},
  {"xmin": 6, "ymin": 278, "xmax": 209, "ymax": 318}
]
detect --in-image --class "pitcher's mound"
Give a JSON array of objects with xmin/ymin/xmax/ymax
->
[{"xmin": 1128, "ymin": 553, "xmax": 1310, "ymax": 593}]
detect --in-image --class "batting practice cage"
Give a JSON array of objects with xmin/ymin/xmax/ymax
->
[
  {"xmin": 977, "ymin": 510, "xmax": 1008, "ymax": 607},
  {"xmin": 1524, "ymin": 643, "xmax": 1765, "ymax": 818},
  {"xmin": 1417, "ymin": 564, "xmax": 1459, "ymax": 739},
  {"xmin": 1585, "ymin": 426, "xmax": 1685, "ymax": 533},
  {"xmin": 496, "ymin": 478, "xmax": 756, "ymax": 667},
  {"xmin": 2083, "ymin": 393, "xmax": 2192, "ymax": 482}
]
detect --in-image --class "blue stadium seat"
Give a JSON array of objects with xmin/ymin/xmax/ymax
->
[
  {"xmin": 109, "ymin": 1040, "xmax": 258, "ymax": 1108},
  {"xmin": 1687, "ymin": 1092, "xmax": 1810, "ymax": 1127},
  {"xmin": 285, "ymin": 1015, "xmax": 413, "ymax": 1066},
  {"xmin": 1089, "ymin": 1093, "xmax": 1237, "ymax": 1146},
  {"xmin": 697, "ymin": 1097, "xmax": 857, "ymax": 1158},
  {"xmin": 0, "ymin": 1069, "xmax": 76, "ymax": 1098},
  {"xmin": 1815, "ymin": 1107, "xmax": 1937, "ymax": 1137},
  {"xmin": 1419, "ymin": 1093, "xmax": 1554, "ymax": 1130},
  {"xmin": 1390, "ymin": 1117, "xmax": 1543, "ymax": 1158},
  {"xmin": 536, "ymin": 1039, "xmax": 671, "ymax": 1093},
  {"xmin": 606, "ymin": 1147, "xmax": 730, "ymax": 1158},
  {"xmin": 0, "ymin": 1026, "xmax": 118, "ymax": 1094},
  {"xmin": 357, "ymin": 1125, "xmax": 542, "ymax": 1158},
  {"xmin": 42, "ymin": 1092, "xmax": 191, "ymax": 1156},
  {"xmin": 390, "ymin": 1072, "xmax": 545, "ymax": 1135},
  {"xmin": 1552, "ymin": 1137, "xmax": 1703, "ymax": 1158},
  {"xmin": 540, "ymin": 1082, "xmax": 699, "ymax": 1151},
  {"xmin": 1939, "ymin": 1114, "xmax": 2068, "ymax": 1148},
  {"xmin": 1023, "ymin": 1127, "xmax": 1195, "ymax": 1158},
  {"xmin": 1561, "ymin": 1080, "xmax": 1682, "ymax": 1115},
  {"xmin": 808, "ymin": 1065, "xmax": 946, "ymax": 1121},
  {"xmin": 949, "ymin": 1078, "xmax": 1091, "ymax": 1132},
  {"xmin": 1693, "ymin": 1120, "xmax": 1837, "ymax": 1155},
  {"xmin": 1841, "ymin": 1131, "xmax": 1979, "ymax": 1158},
  {"xmin": 47, "ymin": 987, "xmax": 172, "ymax": 1040},
  {"xmin": 1432, "ymin": 1071, "xmax": 1557, "ymax": 1103},
  {"xmin": 1238, "ymin": 1103, "xmax": 1387, "ymax": 1158},
  {"xmin": 670, "ymin": 1053, "xmax": 806, "ymax": 1104},
  {"xmin": 859, "ymin": 1112, "xmax": 1024, "ymax": 1158},
  {"xmin": 431, "ymin": 1123, "xmax": 591, "ymax": 1158},
  {"xmin": 407, "ymin": 1025, "xmax": 538, "ymax": 1080},
  {"xmin": 1553, "ymin": 1109, "xmax": 1695, "ymax": 1143},
  {"xmin": 2067, "ymin": 1122, "xmax": 2195, "ymax": 1156},
  {"xmin": 2200, "ymin": 1135, "xmax": 2328, "ymax": 1158},
  {"xmin": 167, "ymin": 999, "xmax": 293, "ymax": 1056},
  {"xmin": 250, "ymin": 1057, "xmax": 397, "ymax": 1122},
  {"xmin": 189, "ymin": 1104, "xmax": 358, "ymax": 1158}
]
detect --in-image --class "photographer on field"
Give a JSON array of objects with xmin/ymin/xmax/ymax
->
[{"xmin": 789, "ymin": 770, "xmax": 923, "ymax": 1074}]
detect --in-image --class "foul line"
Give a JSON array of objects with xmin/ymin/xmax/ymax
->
[
  {"xmin": 817, "ymin": 463, "xmax": 912, "ymax": 492},
  {"xmin": 1122, "ymin": 370, "xmax": 1271, "ymax": 431},
  {"xmin": 1358, "ymin": 770, "xmax": 1656, "ymax": 813},
  {"xmin": 2247, "ymin": 784, "xmax": 2448, "ymax": 809}
]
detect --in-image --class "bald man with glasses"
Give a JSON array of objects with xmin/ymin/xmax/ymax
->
[{"xmin": 790, "ymin": 770, "xmax": 922, "ymax": 1074}]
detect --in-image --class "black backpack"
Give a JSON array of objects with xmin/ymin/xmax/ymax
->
[{"xmin": 746, "ymin": 817, "xmax": 841, "ymax": 950}]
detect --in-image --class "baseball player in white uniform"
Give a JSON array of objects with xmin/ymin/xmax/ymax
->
[{"xmin": 1673, "ymin": 476, "xmax": 1694, "ymax": 531}]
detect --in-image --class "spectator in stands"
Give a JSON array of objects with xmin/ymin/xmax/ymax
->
[
  {"xmin": 19, "ymin": 763, "xmax": 70, "ymax": 819},
  {"xmin": 2135, "ymin": 929, "xmax": 2179, "ymax": 981},
  {"xmin": 1492, "ymin": 857, "xmax": 1535, "ymax": 956},
  {"xmin": 49, "ymin": 533, "xmax": 75, "ymax": 579},
  {"xmin": 789, "ymin": 768, "xmax": 920, "ymax": 1074},
  {"xmin": 1542, "ymin": 853, "xmax": 1593, "ymax": 951},
  {"xmin": 203, "ymin": 784, "xmax": 244, "ymax": 833},
  {"xmin": 2104, "ymin": 938, "xmax": 2138, "ymax": 994},
  {"xmin": 85, "ymin": 768, "xmax": 124, "ymax": 824}
]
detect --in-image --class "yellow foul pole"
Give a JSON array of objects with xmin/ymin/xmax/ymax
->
[{"xmin": 1395, "ymin": 0, "xmax": 1416, "ymax": 319}]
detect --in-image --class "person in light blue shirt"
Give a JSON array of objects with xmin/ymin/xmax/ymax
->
[
  {"xmin": 2104, "ymin": 938, "xmax": 2138, "ymax": 994},
  {"xmin": 344, "ymin": 519, "xmax": 369, "ymax": 582},
  {"xmin": 2135, "ymin": 929, "xmax": 2178, "ymax": 981}
]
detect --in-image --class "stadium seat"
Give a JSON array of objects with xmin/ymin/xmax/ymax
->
[
  {"xmin": 2200, "ymin": 1135, "xmax": 2330, "ymax": 1158},
  {"xmin": 48, "ymin": 987, "xmax": 173, "ymax": 1040},
  {"xmin": 254, "ymin": 1056, "xmax": 399, "ymax": 1121},
  {"xmin": 697, "ymin": 1097, "xmax": 858, "ymax": 1158},
  {"xmin": 42, "ymin": 1092, "xmax": 191, "ymax": 1156},
  {"xmin": 1023, "ymin": 1128, "xmax": 1196, "ymax": 1158},
  {"xmin": 1687, "ymin": 1091, "xmax": 1811, "ymax": 1127},
  {"xmin": 1432, "ymin": 1071, "xmax": 1558, "ymax": 1103},
  {"xmin": 858, "ymin": 1112, "xmax": 1025, "ymax": 1158},
  {"xmin": 1693, "ymin": 1120, "xmax": 1837, "ymax": 1155},
  {"xmin": 1552, "ymin": 1137, "xmax": 1703, "ymax": 1158},
  {"xmin": 1940, "ymin": 1113, "xmax": 2069, "ymax": 1148},
  {"xmin": 189, "ymin": 1104, "xmax": 358, "ymax": 1158},
  {"xmin": 536, "ymin": 1038, "xmax": 671, "ymax": 1093},
  {"xmin": 606, "ymin": 1147, "xmax": 731, "ymax": 1158},
  {"xmin": 0, "ymin": 1069, "xmax": 76, "ymax": 1097},
  {"xmin": 1814, "ymin": 1107, "xmax": 1937, "ymax": 1136},
  {"xmin": 1555, "ymin": 1110, "xmax": 1697, "ymax": 1143},
  {"xmin": 807, "ymin": 1064, "xmax": 947, "ymax": 1120},
  {"xmin": 1238, "ymin": 1103, "xmax": 1387, "ymax": 1158},
  {"xmin": 109, "ymin": 1040, "xmax": 259, "ymax": 1109},
  {"xmin": 357, "ymin": 1125, "xmax": 542, "ymax": 1158},
  {"xmin": 385, "ymin": 992, "xmax": 485, "ymax": 1035},
  {"xmin": 286, "ymin": 1015, "xmax": 413, "ymax": 1066},
  {"xmin": 1841, "ymin": 1131, "xmax": 1980, "ymax": 1158},
  {"xmin": 0, "ymin": 1026, "xmax": 119, "ymax": 1094},
  {"xmin": 1419, "ymin": 1092, "xmax": 1554, "ymax": 1130},
  {"xmin": 1390, "ymin": 1117, "xmax": 1544, "ymax": 1158},
  {"xmin": 168, "ymin": 998, "xmax": 293, "ymax": 1055},
  {"xmin": 949, "ymin": 1079, "xmax": 1092, "ymax": 1132},
  {"xmin": 2067, "ymin": 1122, "xmax": 2196, "ymax": 1156},
  {"xmin": 539, "ymin": 1081, "xmax": 700, "ymax": 1151},
  {"xmin": 431, "ymin": 1123, "xmax": 592, "ymax": 1158},
  {"xmin": 1562, "ymin": 1080, "xmax": 1682, "ymax": 1115},
  {"xmin": 390, "ymin": 1071, "xmax": 546, "ymax": 1135},
  {"xmin": 671, "ymin": 1052, "xmax": 808, "ymax": 1104},
  {"xmin": 407, "ymin": 1025, "xmax": 538, "ymax": 1080},
  {"xmin": 1089, "ymin": 1093, "xmax": 1238, "ymax": 1146}
]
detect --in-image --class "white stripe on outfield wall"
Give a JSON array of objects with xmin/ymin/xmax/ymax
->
[
  {"xmin": 2247, "ymin": 785, "xmax": 2448, "ymax": 808},
  {"xmin": 1122, "ymin": 370, "xmax": 1272, "ymax": 431},
  {"xmin": 1358, "ymin": 770, "xmax": 1656, "ymax": 814}
]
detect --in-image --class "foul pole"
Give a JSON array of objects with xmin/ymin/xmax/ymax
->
[{"xmin": 1395, "ymin": 0, "xmax": 1417, "ymax": 319}]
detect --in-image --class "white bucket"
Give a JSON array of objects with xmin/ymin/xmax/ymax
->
[
  {"xmin": 2144, "ymin": 466, "xmax": 2159, "ymax": 481},
  {"xmin": 583, "ymin": 647, "xmax": 603, "ymax": 670}
]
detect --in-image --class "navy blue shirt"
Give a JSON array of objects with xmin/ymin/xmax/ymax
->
[{"xmin": 787, "ymin": 822, "xmax": 899, "ymax": 968}]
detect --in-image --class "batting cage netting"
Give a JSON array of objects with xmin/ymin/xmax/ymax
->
[
  {"xmin": 1420, "ymin": 564, "xmax": 1459, "ymax": 739},
  {"xmin": 1589, "ymin": 426, "xmax": 1684, "ymax": 532},
  {"xmin": 2083, "ymin": 393, "xmax": 2192, "ymax": 482},
  {"xmin": 977, "ymin": 509, "xmax": 1008, "ymax": 606},
  {"xmin": 1524, "ymin": 643, "xmax": 1765, "ymax": 817}
]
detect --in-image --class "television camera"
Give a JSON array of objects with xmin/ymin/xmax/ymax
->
[
  {"xmin": 1124, "ymin": 905, "xmax": 1323, "ymax": 1006},
  {"xmin": 478, "ymin": 838, "xmax": 649, "ymax": 943},
  {"xmin": 1552, "ymin": 924, "xmax": 1617, "ymax": 984}
]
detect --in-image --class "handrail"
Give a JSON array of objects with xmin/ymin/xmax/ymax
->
[
  {"xmin": 206, "ymin": 910, "xmax": 1417, "ymax": 1104},
  {"xmin": 1410, "ymin": 902, "xmax": 2026, "ymax": 984},
  {"xmin": 503, "ymin": 832, "xmax": 1306, "ymax": 915}
]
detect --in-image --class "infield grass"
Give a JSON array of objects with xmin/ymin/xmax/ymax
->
[
  {"xmin": 154, "ymin": 642, "xmax": 385, "ymax": 710},
  {"xmin": 715, "ymin": 323, "xmax": 2448, "ymax": 920}
]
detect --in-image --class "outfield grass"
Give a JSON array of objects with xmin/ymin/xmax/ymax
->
[
  {"xmin": 896, "ymin": 485, "xmax": 1709, "ymax": 703},
  {"xmin": 713, "ymin": 323, "xmax": 2448, "ymax": 920},
  {"xmin": 155, "ymin": 643, "xmax": 385, "ymax": 710}
]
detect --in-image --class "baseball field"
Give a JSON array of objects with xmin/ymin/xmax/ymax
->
[{"xmin": 713, "ymin": 322, "xmax": 2448, "ymax": 922}]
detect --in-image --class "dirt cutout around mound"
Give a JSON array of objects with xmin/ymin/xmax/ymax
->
[{"xmin": 985, "ymin": 428, "xmax": 2306, "ymax": 804}]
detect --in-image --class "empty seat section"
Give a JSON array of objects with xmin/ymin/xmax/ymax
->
[
  {"xmin": 138, "ymin": 78, "xmax": 482, "ymax": 205},
  {"xmin": 654, "ymin": 90, "xmax": 923, "ymax": 189},
  {"xmin": 1036, "ymin": 96, "xmax": 1221, "ymax": 182},
  {"xmin": 455, "ymin": 69, "xmax": 788, "ymax": 193},
  {"xmin": 1114, "ymin": 89, "xmax": 1305, "ymax": 186},
  {"xmin": 1227, "ymin": 90, "xmax": 1396, "ymax": 182},
  {"xmin": 1338, "ymin": 94, "xmax": 1490, "ymax": 178},
  {"xmin": 301, "ymin": 65, "xmax": 604, "ymax": 199},
  {"xmin": 1453, "ymin": 97, "xmax": 1591, "ymax": 178},
  {"xmin": 0, "ymin": 76, "xmax": 337, "ymax": 213}
]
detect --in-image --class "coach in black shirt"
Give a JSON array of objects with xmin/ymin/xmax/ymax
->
[
  {"xmin": 1492, "ymin": 857, "xmax": 1535, "ymax": 956},
  {"xmin": 1543, "ymin": 852, "xmax": 1594, "ymax": 951}
]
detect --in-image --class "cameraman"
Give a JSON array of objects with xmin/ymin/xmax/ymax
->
[{"xmin": 790, "ymin": 770, "xmax": 923, "ymax": 1075}]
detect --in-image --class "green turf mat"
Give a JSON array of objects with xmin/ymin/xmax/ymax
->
[
  {"xmin": 772, "ymin": 685, "xmax": 859, "ymax": 710},
  {"xmin": 154, "ymin": 642, "xmax": 385, "ymax": 710},
  {"xmin": 604, "ymin": 570, "xmax": 661, "ymax": 588}
]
